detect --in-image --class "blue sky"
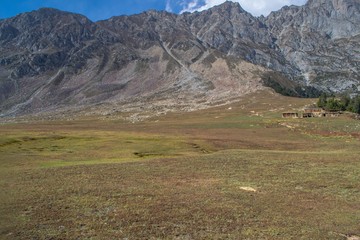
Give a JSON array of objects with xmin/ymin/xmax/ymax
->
[
  {"xmin": 0, "ymin": 0, "xmax": 168, "ymax": 21},
  {"xmin": 0, "ymin": 0, "xmax": 307, "ymax": 21}
]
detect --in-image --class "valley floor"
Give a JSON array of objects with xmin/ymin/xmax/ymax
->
[{"xmin": 0, "ymin": 91, "xmax": 359, "ymax": 239}]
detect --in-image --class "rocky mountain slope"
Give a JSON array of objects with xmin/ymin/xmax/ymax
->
[
  {"xmin": 266, "ymin": 0, "xmax": 360, "ymax": 92},
  {"xmin": 0, "ymin": 0, "xmax": 359, "ymax": 117}
]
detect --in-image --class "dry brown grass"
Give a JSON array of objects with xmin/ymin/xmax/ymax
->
[{"xmin": 1, "ymin": 91, "xmax": 359, "ymax": 239}]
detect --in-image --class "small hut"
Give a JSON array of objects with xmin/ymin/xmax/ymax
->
[
  {"xmin": 302, "ymin": 112, "xmax": 313, "ymax": 118},
  {"xmin": 324, "ymin": 111, "xmax": 340, "ymax": 117},
  {"xmin": 282, "ymin": 112, "xmax": 299, "ymax": 118},
  {"xmin": 303, "ymin": 107, "xmax": 325, "ymax": 117}
]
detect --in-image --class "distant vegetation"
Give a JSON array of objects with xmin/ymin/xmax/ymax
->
[
  {"xmin": 317, "ymin": 93, "xmax": 360, "ymax": 114},
  {"xmin": 263, "ymin": 76, "xmax": 322, "ymax": 98}
]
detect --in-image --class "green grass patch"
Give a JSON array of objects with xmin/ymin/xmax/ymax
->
[{"xmin": 1, "ymin": 92, "xmax": 360, "ymax": 239}]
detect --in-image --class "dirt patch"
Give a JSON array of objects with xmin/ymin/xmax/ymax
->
[
  {"xmin": 348, "ymin": 235, "xmax": 360, "ymax": 240},
  {"xmin": 239, "ymin": 187, "xmax": 257, "ymax": 192}
]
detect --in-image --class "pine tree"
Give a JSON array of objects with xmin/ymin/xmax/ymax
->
[
  {"xmin": 317, "ymin": 93, "xmax": 327, "ymax": 108},
  {"xmin": 353, "ymin": 96, "xmax": 360, "ymax": 114}
]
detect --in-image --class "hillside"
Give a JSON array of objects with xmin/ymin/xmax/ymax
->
[{"xmin": 0, "ymin": 0, "xmax": 359, "ymax": 117}]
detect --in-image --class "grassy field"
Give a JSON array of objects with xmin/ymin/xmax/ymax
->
[{"xmin": 0, "ymin": 91, "xmax": 359, "ymax": 239}]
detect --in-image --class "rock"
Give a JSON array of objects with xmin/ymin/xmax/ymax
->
[
  {"xmin": 265, "ymin": 0, "xmax": 360, "ymax": 91},
  {"xmin": 0, "ymin": 0, "xmax": 359, "ymax": 117}
]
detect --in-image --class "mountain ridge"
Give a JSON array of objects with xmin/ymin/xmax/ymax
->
[{"xmin": 0, "ymin": 0, "xmax": 359, "ymax": 117}]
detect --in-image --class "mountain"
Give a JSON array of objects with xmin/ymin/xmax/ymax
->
[
  {"xmin": 0, "ymin": 0, "xmax": 359, "ymax": 117},
  {"xmin": 266, "ymin": 0, "xmax": 360, "ymax": 92}
]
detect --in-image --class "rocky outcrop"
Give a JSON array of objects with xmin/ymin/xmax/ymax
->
[
  {"xmin": 265, "ymin": 0, "xmax": 360, "ymax": 91},
  {"xmin": 0, "ymin": 0, "xmax": 359, "ymax": 117}
]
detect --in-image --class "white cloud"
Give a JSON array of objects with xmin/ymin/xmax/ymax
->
[
  {"xmin": 180, "ymin": 0, "xmax": 201, "ymax": 13},
  {"xmin": 166, "ymin": 0, "xmax": 173, "ymax": 12},
  {"xmin": 179, "ymin": 0, "xmax": 307, "ymax": 16}
]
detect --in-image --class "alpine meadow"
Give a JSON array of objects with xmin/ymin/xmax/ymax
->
[{"xmin": 0, "ymin": 0, "xmax": 359, "ymax": 239}]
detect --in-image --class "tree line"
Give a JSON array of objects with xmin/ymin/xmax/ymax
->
[{"xmin": 317, "ymin": 93, "xmax": 360, "ymax": 114}]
